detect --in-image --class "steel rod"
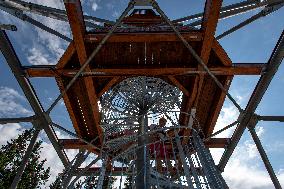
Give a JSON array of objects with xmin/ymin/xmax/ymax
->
[
  {"xmin": 51, "ymin": 122, "xmax": 102, "ymax": 152},
  {"xmin": 218, "ymin": 30, "xmax": 284, "ymax": 171},
  {"xmin": 97, "ymin": 158, "xmax": 107, "ymax": 189},
  {"xmin": 136, "ymin": 113, "xmax": 149, "ymax": 189},
  {"xmin": 186, "ymin": 148, "xmax": 202, "ymax": 189},
  {"xmin": 1, "ymin": 0, "xmax": 115, "ymax": 25},
  {"xmin": 170, "ymin": 136, "xmax": 182, "ymax": 184},
  {"xmin": 258, "ymin": 116, "xmax": 284, "ymax": 122},
  {"xmin": 61, "ymin": 150, "xmax": 89, "ymax": 188},
  {"xmin": 0, "ymin": 30, "xmax": 69, "ymax": 167},
  {"xmin": 162, "ymin": 139, "xmax": 170, "ymax": 180},
  {"xmin": 151, "ymin": 1, "xmax": 243, "ymax": 113},
  {"xmin": 0, "ymin": 24, "xmax": 17, "ymax": 31},
  {"xmin": 206, "ymin": 120, "xmax": 238, "ymax": 139},
  {"xmin": 69, "ymin": 156, "xmax": 100, "ymax": 187},
  {"xmin": 10, "ymin": 129, "xmax": 41, "ymax": 189},
  {"xmin": 0, "ymin": 5, "xmax": 72, "ymax": 42},
  {"xmin": 216, "ymin": 3, "xmax": 284, "ymax": 40},
  {"xmin": 249, "ymin": 127, "xmax": 282, "ymax": 189},
  {"xmin": 173, "ymin": 0, "xmax": 259, "ymax": 23},
  {"xmin": 24, "ymin": 15, "xmax": 72, "ymax": 42},
  {"xmin": 69, "ymin": 135, "xmax": 105, "ymax": 187},
  {"xmin": 153, "ymin": 141, "xmax": 161, "ymax": 188},
  {"xmin": 174, "ymin": 130, "xmax": 194, "ymax": 188},
  {"xmin": 0, "ymin": 116, "xmax": 34, "ymax": 124}
]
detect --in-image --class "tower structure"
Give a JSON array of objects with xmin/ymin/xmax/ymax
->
[{"xmin": 0, "ymin": 0, "xmax": 284, "ymax": 188}]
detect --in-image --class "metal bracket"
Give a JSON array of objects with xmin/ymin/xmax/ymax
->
[
  {"xmin": 262, "ymin": 2, "xmax": 284, "ymax": 16},
  {"xmin": 247, "ymin": 113, "xmax": 259, "ymax": 130},
  {"xmin": 0, "ymin": 24, "xmax": 17, "ymax": 31},
  {"xmin": 237, "ymin": 110, "xmax": 245, "ymax": 123},
  {"xmin": 31, "ymin": 116, "xmax": 43, "ymax": 130},
  {"xmin": 188, "ymin": 107, "xmax": 196, "ymax": 128}
]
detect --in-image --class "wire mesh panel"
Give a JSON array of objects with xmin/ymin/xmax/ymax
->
[{"xmin": 87, "ymin": 77, "xmax": 229, "ymax": 189}]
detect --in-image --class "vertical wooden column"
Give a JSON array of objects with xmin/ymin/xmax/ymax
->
[
  {"xmin": 65, "ymin": 0, "xmax": 102, "ymax": 141},
  {"xmin": 182, "ymin": 0, "xmax": 223, "ymax": 139}
]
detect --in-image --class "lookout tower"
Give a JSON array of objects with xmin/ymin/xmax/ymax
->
[{"xmin": 0, "ymin": 0, "xmax": 283, "ymax": 188}]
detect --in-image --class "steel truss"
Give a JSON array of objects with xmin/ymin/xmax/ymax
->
[{"xmin": 0, "ymin": 0, "xmax": 283, "ymax": 188}]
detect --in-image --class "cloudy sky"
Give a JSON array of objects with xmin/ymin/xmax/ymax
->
[{"xmin": 0, "ymin": 0, "xmax": 284, "ymax": 188}]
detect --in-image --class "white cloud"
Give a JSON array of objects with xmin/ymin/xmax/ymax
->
[
  {"xmin": 211, "ymin": 126, "xmax": 284, "ymax": 189},
  {"xmin": 39, "ymin": 133, "xmax": 78, "ymax": 186},
  {"xmin": 27, "ymin": 47, "xmax": 53, "ymax": 65},
  {"xmin": 92, "ymin": 2, "xmax": 99, "ymax": 11},
  {"xmin": 1, "ymin": 0, "xmax": 70, "ymax": 66},
  {"xmin": 0, "ymin": 86, "xmax": 32, "ymax": 116},
  {"xmin": 0, "ymin": 123, "xmax": 25, "ymax": 146},
  {"xmin": 209, "ymin": 93, "xmax": 284, "ymax": 189},
  {"xmin": 212, "ymin": 102, "xmax": 240, "ymax": 138}
]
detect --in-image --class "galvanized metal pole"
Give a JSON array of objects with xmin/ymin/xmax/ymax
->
[
  {"xmin": 248, "ymin": 127, "xmax": 282, "ymax": 189},
  {"xmin": 218, "ymin": 30, "xmax": 284, "ymax": 171},
  {"xmin": 61, "ymin": 150, "xmax": 88, "ymax": 188},
  {"xmin": 0, "ymin": 5, "xmax": 71, "ymax": 42},
  {"xmin": 0, "ymin": 116, "xmax": 34, "ymax": 124},
  {"xmin": 136, "ymin": 113, "xmax": 149, "ymax": 189},
  {"xmin": 68, "ymin": 156, "xmax": 100, "ymax": 187},
  {"xmin": 258, "ymin": 116, "xmax": 284, "ymax": 122},
  {"xmin": 151, "ymin": 0, "xmax": 243, "ymax": 113},
  {"xmin": 0, "ymin": 0, "xmax": 115, "ymax": 25},
  {"xmin": 216, "ymin": 3, "xmax": 284, "ymax": 40},
  {"xmin": 0, "ymin": 30, "xmax": 69, "ymax": 167},
  {"xmin": 173, "ymin": 0, "xmax": 262, "ymax": 24},
  {"xmin": 10, "ymin": 129, "xmax": 41, "ymax": 189}
]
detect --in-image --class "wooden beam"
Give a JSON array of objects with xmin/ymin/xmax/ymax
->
[
  {"xmin": 168, "ymin": 76, "xmax": 190, "ymax": 96},
  {"xmin": 98, "ymin": 77, "xmax": 120, "ymax": 97},
  {"xmin": 205, "ymin": 76, "xmax": 233, "ymax": 137},
  {"xmin": 195, "ymin": 0, "xmax": 223, "ymax": 106},
  {"xmin": 55, "ymin": 77, "xmax": 82, "ymax": 136},
  {"xmin": 58, "ymin": 139, "xmax": 100, "ymax": 154},
  {"xmin": 85, "ymin": 32, "xmax": 203, "ymax": 43},
  {"xmin": 65, "ymin": 0, "xmax": 103, "ymax": 141},
  {"xmin": 212, "ymin": 39, "xmax": 232, "ymax": 66},
  {"xmin": 65, "ymin": 0, "xmax": 86, "ymax": 62},
  {"xmin": 200, "ymin": 0, "xmax": 223, "ymax": 63},
  {"xmin": 204, "ymin": 137, "xmax": 230, "ymax": 148},
  {"xmin": 56, "ymin": 42, "xmax": 75, "ymax": 69},
  {"xmin": 182, "ymin": 0, "xmax": 223, "ymax": 142},
  {"xmin": 58, "ymin": 138, "xmax": 230, "ymax": 149},
  {"xmin": 25, "ymin": 64, "xmax": 265, "ymax": 77}
]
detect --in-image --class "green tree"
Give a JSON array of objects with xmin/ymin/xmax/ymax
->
[{"xmin": 0, "ymin": 128, "xmax": 50, "ymax": 188}]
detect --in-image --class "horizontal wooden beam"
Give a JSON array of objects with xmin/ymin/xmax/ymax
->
[
  {"xmin": 85, "ymin": 32, "xmax": 203, "ymax": 43},
  {"xmin": 168, "ymin": 75, "xmax": 190, "ymax": 96},
  {"xmin": 58, "ymin": 139, "xmax": 101, "ymax": 154},
  {"xmin": 204, "ymin": 137, "xmax": 230, "ymax": 148},
  {"xmin": 24, "ymin": 63, "xmax": 265, "ymax": 77},
  {"xmin": 73, "ymin": 166, "xmax": 205, "ymax": 176},
  {"xmin": 58, "ymin": 137, "xmax": 230, "ymax": 150},
  {"xmin": 97, "ymin": 76, "xmax": 120, "ymax": 97}
]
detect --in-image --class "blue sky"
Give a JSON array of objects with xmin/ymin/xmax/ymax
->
[{"xmin": 1, "ymin": 0, "xmax": 284, "ymax": 188}]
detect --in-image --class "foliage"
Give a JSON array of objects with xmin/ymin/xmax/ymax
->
[{"xmin": 0, "ymin": 128, "xmax": 50, "ymax": 188}]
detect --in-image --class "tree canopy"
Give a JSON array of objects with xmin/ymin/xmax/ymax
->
[{"xmin": 0, "ymin": 128, "xmax": 50, "ymax": 188}]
